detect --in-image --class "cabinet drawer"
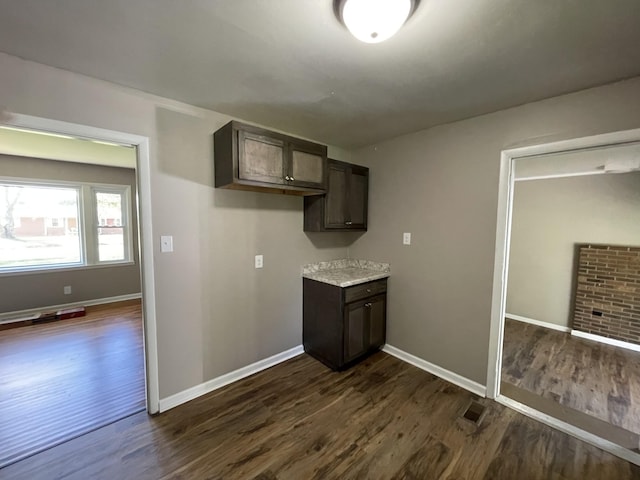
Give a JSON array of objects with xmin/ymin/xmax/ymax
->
[{"xmin": 344, "ymin": 279, "xmax": 387, "ymax": 304}]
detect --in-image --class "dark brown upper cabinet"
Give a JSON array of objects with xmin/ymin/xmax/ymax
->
[
  {"xmin": 214, "ymin": 120, "xmax": 327, "ymax": 196},
  {"xmin": 303, "ymin": 159, "xmax": 369, "ymax": 231}
]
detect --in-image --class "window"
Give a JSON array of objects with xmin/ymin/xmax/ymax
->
[
  {"xmin": 94, "ymin": 188, "xmax": 129, "ymax": 263},
  {"xmin": 0, "ymin": 180, "xmax": 133, "ymax": 273},
  {"xmin": 0, "ymin": 184, "xmax": 82, "ymax": 269}
]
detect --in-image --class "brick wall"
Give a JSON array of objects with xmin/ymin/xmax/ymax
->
[{"xmin": 572, "ymin": 245, "xmax": 640, "ymax": 344}]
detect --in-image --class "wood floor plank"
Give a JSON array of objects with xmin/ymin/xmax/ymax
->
[
  {"xmin": 3, "ymin": 352, "xmax": 639, "ymax": 479},
  {"xmin": 502, "ymin": 319, "xmax": 640, "ymax": 436},
  {"xmin": 484, "ymin": 413, "xmax": 640, "ymax": 480},
  {"xmin": 502, "ymin": 381, "xmax": 640, "ymax": 449},
  {"xmin": 0, "ymin": 300, "xmax": 145, "ymax": 468},
  {"xmin": 390, "ymin": 439, "xmax": 453, "ymax": 480},
  {"xmin": 163, "ymin": 355, "xmax": 407, "ymax": 479}
]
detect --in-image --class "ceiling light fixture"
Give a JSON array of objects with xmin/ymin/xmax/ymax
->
[{"xmin": 334, "ymin": 0, "xmax": 418, "ymax": 44}]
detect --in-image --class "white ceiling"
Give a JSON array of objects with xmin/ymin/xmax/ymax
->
[
  {"xmin": 0, "ymin": 0, "xmax": 639, "ymax": 148},
  {"xmin": 0, "ymin": 127, "xmax": 137, "ymax": 169}
]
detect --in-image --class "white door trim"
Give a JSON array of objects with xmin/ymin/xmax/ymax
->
[
  {"xmin": 496, "ymin": 395, "xmax": 640, "ymax": 466},
  {"xmin": 486, "ymin": 127, "xmax": 640, "ymax": 461},
  {"xmin": 487, "ymin": 127, "xmax": 640, "ymax": 399},
  {"xmin": 4, "ymin": 113, "xmax": 160, "ymax": 414}
]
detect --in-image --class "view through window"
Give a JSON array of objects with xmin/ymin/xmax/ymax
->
[
  {"xmin": 0, "ymin": 181, "xmax": 131, "ymax": 272},
  {"xmin": 95, "ymin": 190, "xmax": 126, "ymax": 262},
  {"xmin": 0, "ymin": 184, "xmax": 81, "ymax": 268}
]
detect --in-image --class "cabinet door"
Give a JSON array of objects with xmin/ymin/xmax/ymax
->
[
  {"xmin": 238, "ymin": 130, "xmax": 286, "ymax": 185},
  {"xmin": 324, "ymin": 162, "xmax": 348, "ymax": 228},
  {"xmin": 367, "ymin": 296, "xmax": 386, "ymax": 349},
  {"xmin": 290, "ymin": 147, "xmax": 325, "ymax": 189},
  {"xmin": 344, "ymin": 302, "xmax": 367, "ymax": 363},
  {"xmin": 348, "ymin": 166, "xmax": 368, "ymax": 229}
]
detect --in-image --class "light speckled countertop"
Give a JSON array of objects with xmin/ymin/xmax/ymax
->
[{"xmin": 302, "ymin": 259, "xmax": 390, "ymax": 287}]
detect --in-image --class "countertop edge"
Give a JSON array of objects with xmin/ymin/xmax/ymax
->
[{"xmin": 302, "ymin": 271, "xmax": 390, "ymax": 288}]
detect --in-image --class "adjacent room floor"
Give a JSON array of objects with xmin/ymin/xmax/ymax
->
[
  {"xmin": 502, "ymin": 318, "xmax": 640, "ymax": 443},
  {"xmin": 3, "ymin": 351, "xmax": 638, "ymax": 479},
  {"xmin": 0, "ymin": 300, "xmax": 145, "ymax": 468}
]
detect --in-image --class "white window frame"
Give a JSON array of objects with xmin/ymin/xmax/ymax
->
[
  {"xmin": 0, "ymin": 177, "xmax": 133, "ymax": 275},
  {"xmin": 90, "ymin": 185, "xmax": 133, "ymax": 265}
]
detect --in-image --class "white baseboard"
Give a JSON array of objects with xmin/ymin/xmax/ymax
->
[
  {"xmin": 571, "ymin": 330, "xmax": 640, "ymax": 353},
  {"xmin": 505, "ymin": 313, "xmax": 571, "ymax": 333},
  {"xmin": 382, "ymin": 344, "xmax": 486, "ymax": 397},
  {"xmin": 0, "ymin": 293, "xmax": 142, "ymax": 324},
  {"xmin": 158, "ymin": 345, "xmax": 304, "ymax": 413},
  {"xmin": 496, "ymin": 394, "xmax": 640, "ymax": 466}
]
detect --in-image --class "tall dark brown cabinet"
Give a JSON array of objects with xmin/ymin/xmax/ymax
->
[{"xmin": 304, "ymin": 159, "xmax": 368, "ymax": 231}]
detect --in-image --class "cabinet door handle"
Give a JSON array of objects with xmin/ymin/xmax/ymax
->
[
  {"xmin": 366, "ymin": 289, "xmax": 371, "ymax": 293},
  {"xmin": 290, "ymin": 177, "xmax": 295, "ymax": 181},
  {"xmin": 365, "ymin": 302, "xmax": 372, "ymax": 307},
  {"xmin": 345, "ymin": 221, "xmax": 353, "ymax": 225},
  {"xmin": 285, "ymin": 175, "xmax": 290, "ymax": 181}
]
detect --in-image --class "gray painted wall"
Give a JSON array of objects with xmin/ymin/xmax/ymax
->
[
  {"xmin": 0, "ymin": 154, "xmax": 141, "ymax": 312},
  {"xmin": 506, "ymin": 172, "xmax": 640, "ymax": 328},
  {"xmin": 349, "ymin": 77, "xmax": 640, "ymax": 385},
  {"xmin": 0, "ymin": 52, "xmax": 354, "ymax": 399},
  {"xmin": 2, "ymin": 50, "xmax": 640, "ymax": 397}
]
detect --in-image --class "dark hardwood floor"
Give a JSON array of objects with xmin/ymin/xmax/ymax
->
[
  {"xmin": 0, "ymin": 300, "xmax": 145, "ymax": 468},
  {"xmin": 502, "ymin": 318, "xmax": 640, "ymax": 436},
  {"xmin": 3, "ymin": 352, "xmax": 638, "ymax": 479}
]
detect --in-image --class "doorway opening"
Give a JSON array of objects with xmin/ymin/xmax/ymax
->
[
  {"xmin": 0, "ymin": 114, "xmax": 158, "ymax": 467},
  {"xmin": 487, "ymin": 129, "xmax": 640, "ymax": 466}
]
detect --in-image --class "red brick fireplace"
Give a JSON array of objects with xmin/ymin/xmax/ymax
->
[{"xmin": 572, "ymin": 244, "xmax": 640, "ymax": 344}]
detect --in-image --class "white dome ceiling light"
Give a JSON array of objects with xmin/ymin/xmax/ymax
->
[{"xmin": 334, "ymin": 0, "xmax": 418, "ymax": 44}]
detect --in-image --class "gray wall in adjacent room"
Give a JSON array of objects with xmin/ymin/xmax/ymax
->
[
  {"xmin": 506, "ymin": 172, "xmax": 640, "ymax": 328},
  {"xmin": 0, "ymin": 154, "xmax": 141, "ymax": 312}
]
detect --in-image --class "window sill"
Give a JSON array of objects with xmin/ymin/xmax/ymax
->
[{"xmin": 0, "ymin": 261, "xmax": 137, "ymax": 277}]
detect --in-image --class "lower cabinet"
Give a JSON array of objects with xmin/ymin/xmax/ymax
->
[{"xmin": 303, "ymin": 277, "xmax": 387, "ymax": 370}]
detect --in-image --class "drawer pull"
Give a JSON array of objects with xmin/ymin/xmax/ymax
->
[
  {"xmin": 366, "ymin": 289, "xmax": 371, "ymax": 293},
  {"xmin": 365, "ymin": 302, "xmax": 372, "ymax": 307},
  {"xmin": 345, "ymin": 221, "xmax": 353, "ymax": 225}
]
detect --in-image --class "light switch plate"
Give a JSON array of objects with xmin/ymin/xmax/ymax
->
[
  {"xmin": 160, "ymin": 235, "xmax": 173, "ymax": 253},
  {"xmin": 255, "ymin": 254, "xmax": 264, "ymax": 269},
  {"xmin": 403, "ymin": 232, "xmax": 411, "ymax": 245}
]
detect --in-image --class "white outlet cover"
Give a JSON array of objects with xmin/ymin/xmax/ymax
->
[
  {"xmin": 160, "ymin": 235, "xmax": 173, "ymax": 253},
  {"xmin": 64, "ymin": 285, "xmax": 72, "ymax": 295},
  {"xmin": 403, "ymin": 232, "xmax": 411, "ymax": 245},
  {"xmin": 255, "ymin": 254, "xmax": 264, "ymax": 269}
]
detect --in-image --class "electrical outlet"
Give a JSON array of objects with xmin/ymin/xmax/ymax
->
[
  {"xmin": 403, "ymin": 232, "xmax": 411, "ymax": 245},
  {"xmin": 255, "ymin": 254, "xmax": 264, "ymax": 269},
  {"xmin": 64, "ymin": 285, "xmax": 72, "ymax": 295},
  {"xmin": 160, "ymin": 235, "xmax": 173, "ymax": 253}
]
